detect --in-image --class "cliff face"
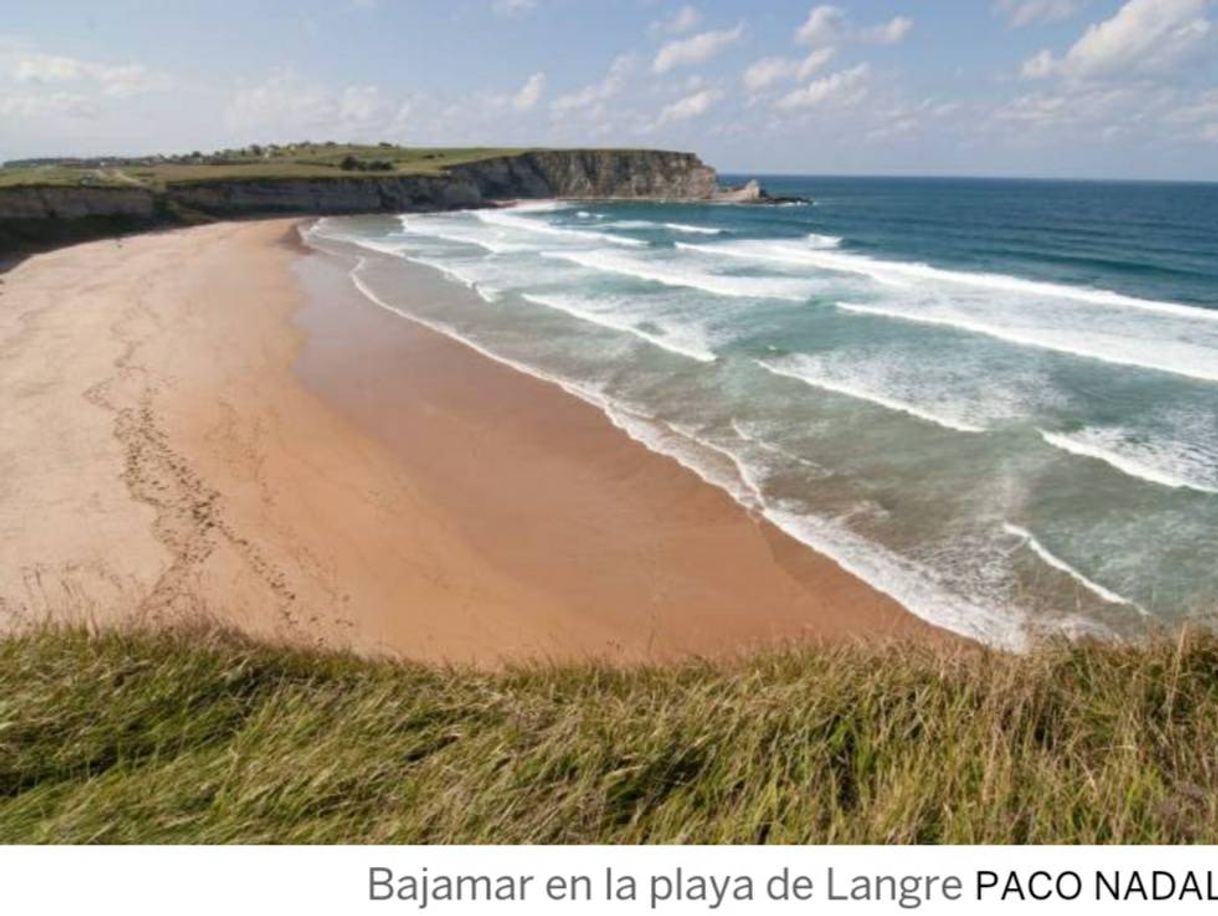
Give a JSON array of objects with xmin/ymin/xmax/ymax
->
[
  {"xmin": 0, "ymin": 149, "xmax": 721, "ymax": 251},
  {"xmin": 452, "ymin": 150, "xmax": 718, "ymax": 200}
]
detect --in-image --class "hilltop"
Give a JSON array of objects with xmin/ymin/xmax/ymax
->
[{"xmin": 0, "ymin": 143, "xmax": 723, "ymax": 252}]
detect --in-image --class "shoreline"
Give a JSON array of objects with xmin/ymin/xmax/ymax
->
[{"xmin": 0, "ymin": 219, "xmax": 946, "ymax": 666}]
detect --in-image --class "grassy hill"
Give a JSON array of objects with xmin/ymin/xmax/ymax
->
[
  {"xmin": 0, "ymin": 143, "xmax": 527, "ymax": 190},
  {"xmin": 1, "ymin": 625, "xmax": 1216, "ymax": 843}
]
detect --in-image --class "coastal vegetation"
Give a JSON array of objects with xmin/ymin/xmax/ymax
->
[
  {"xmin": 0, "ymin": 143, "xmax": 526, "ymax": 189},
  {"xmin": 2, "ymin": 625, "xmax": 1216, "ymax": 844}
]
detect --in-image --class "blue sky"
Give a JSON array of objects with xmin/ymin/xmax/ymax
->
[{"xmin": 1, "ymin": 0, "xmax": 1216, "ymax": 179}]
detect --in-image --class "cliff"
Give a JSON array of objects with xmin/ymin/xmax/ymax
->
[{"xmin": 0, "ymin": 149, "xmax": 720, "ymax": 252}]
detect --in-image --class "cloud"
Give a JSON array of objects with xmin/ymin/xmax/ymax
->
[
  {"xmin": 995, "ymin": 0, "xmax": 1084, "ymax": 28},
  {"xmin": 224, "ymin": 69, "xmax": 405, "ymax": 139},
  {"xmin": 649, "ymin": 5, "xmax": 701, "ymax": 36},
  {"xmin": 795, "ymin": 5, "xmax": 846, "ymax": 46},
  {"xmin": 859, "ymin": 16, "xmax": 914, "ymax": 45},
  {"xmin": 491, "ymin": 0, "xmax": 537, "ymax": 16},
  {"xmin": 774, "ymin": 62, "xmax": 870, "ymax": 110},
  {"xmin": 552, "ymin": 55, "xmax": 633, "ymax": 114},
  {"xmin": 742, "ymin": 47, "xmax": 835, "ymax": 92},
  {"xmin": 657, "ymin": 87, "xmax": 723, "ymax": 124},
  {"xmin": 1, "ymin": 46, "xmax": 171, "ymax": 97},
  {"xmin": 653, "ymin": 23, "xmax": 744, "ymax": 73},
  {"xmin": 511, "ymin": 71, "xmax": 546, "ymax": 111},
  {"xmin": 1022, "ymin": 0, "xmax": 1213, "ymax": 80},
  {"xmin": 0, "ymin": 90, "xmax": 92, "ymax": 118},
  {"xmin": 795, "ymin": 6, "xmax": 912, "ymax": 48}
]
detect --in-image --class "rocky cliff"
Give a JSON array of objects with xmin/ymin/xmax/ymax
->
[{"xmin": 0, "ymin": 149, "xmax": 720, "ymax": 251}]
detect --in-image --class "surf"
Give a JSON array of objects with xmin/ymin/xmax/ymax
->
[
  {"xmin": 1040, "ymin": 429, "xmax": 1218, "ymax": 495},
  {"xmin": 1002, "ymin": 523, "xmax": 1142, "ymax": 612}
]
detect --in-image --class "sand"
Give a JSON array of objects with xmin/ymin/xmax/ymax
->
[{"xmin": 0, "ymin": 219, "xmax": 942, "ymax": 665}]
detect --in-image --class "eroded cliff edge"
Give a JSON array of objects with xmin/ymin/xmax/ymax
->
[{"xmin": 0, "ymin": 149, "xmax": 720, "ymax": 252}]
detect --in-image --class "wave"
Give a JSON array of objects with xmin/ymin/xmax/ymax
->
[
  {"xmin": 542, "ymin": 249, "xmax": 815, "ymax": 301},
  {"xmin": 1040, "ymin": 428, "xmax": 1218, "ymax": 495},
  {"xmin": 837, "ymin": 302, "xmax": 1218, "ymax": 385},
  {"xmin": 599, "ymin": 219, "xmax": 726, "ymax": 235},
  {"xmin": 805, "ymin": 233, "xmax": 842, "ymax": 249},
  {"xmin": 520, "ymin": 293, "xmax": 716, "ymax": 363},
  {"xmin": 756, "ymin": 358, "xmax": 987, "ymax": 434},
  {"xmin": 474, "ymin": 209, "xmax": 646, "ymax": 247},
  {"xmin": 601, "ymin": 405, "xmax": 1028, "ymax": 650},
  {"xmin": 321, "ymin": 239, "xmax": 1030, "ymax": 651},
  {"xmin": 729, "ymin": 418, "xmax": 828, "ymax": 475},
  {"xmin": 342, "ymin": 257, "xmax": 614, "ymax": 417},
  {"xmin": 664, "ymin": 222, "xmax": 725, "ymax": 235},
  {"xmin": 1003, "ymin": 523, "xmax": 1142, "ymax": 612},
  {"xmin": 686, "ymin": 240, "xmax": 1218, "ymax": 324}
]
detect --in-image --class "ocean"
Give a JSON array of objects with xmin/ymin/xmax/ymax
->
[{"xmin": 304, "ymin": 176, "xmax": 1218, "ymax": 649}]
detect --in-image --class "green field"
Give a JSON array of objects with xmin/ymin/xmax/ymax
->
[
  {"xmin": 0, "ymin": 144, "xmax": 527, "ymax": 190},
  {"xmin": 2, "ymin": 625, "xmax": 1215, "ymax": 844}
]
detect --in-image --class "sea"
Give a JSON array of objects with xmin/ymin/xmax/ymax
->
[{"xmin": 303, "ymin": 175, "xmax": 1218, "ymax": 650}]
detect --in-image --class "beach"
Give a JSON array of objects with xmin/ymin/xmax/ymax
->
[{"xmin": 0, "ymin": 219, "xmax": 937, "ymax": 665}]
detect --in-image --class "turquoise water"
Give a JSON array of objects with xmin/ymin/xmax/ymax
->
[{"xmin": 305, "ymin": 177, "xmax": 1218, "ymax": 649}]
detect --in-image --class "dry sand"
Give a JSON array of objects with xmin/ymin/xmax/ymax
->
[{"xmin": 0, "ymin": 220, "xmax": 942, "ymax": 665}]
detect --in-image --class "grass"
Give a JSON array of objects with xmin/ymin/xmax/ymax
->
[
  {"xmin": 0, "ymin": 146, "xmax": 529, "ymax": 190},
  {"xmin": 2, "ymin": 625, "xmax": 1217, "ymax": 843}
]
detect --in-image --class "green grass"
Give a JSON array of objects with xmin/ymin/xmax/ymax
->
[
  {"xmin": 2, "ymin": 626, "xmax": 1217, "ymax": 843},
  {"xmin": 0, "ymin": 146, "xmax": 528, "ymax": 191}
]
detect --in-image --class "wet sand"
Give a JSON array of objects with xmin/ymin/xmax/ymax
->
[{"xmin": 0, "ymin": 219, "xmax": 944, "ymax": 665}]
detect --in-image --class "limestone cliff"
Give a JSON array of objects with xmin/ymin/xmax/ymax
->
[{"xmin": 0, "ymin": 149, "xmax": 721, "ymax": 251}]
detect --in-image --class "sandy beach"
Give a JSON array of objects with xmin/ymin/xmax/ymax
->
[{"xmin": 0, "ymin": 219, "xmax": 940, "ymax": 665}]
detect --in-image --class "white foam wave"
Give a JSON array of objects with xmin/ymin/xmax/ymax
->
[
  {"xmin": 805, "ymin": 233, "xmax": 842, "ymax": 249},
  {"xmin": 764, "ymin": 509, "xmax": 1028, "ymax": 650},
  {"xmin": 664, "ymin": 222, "xmax": 725, "ymax": 235},
  {"xmin": 520, "ymin": 293, "xmax": 716, "ymax": 363},
  {"xmin": 602, "ymin": 405, "xmax": 1028, "ymax": 649},
  {"xmin": 757, "ymin": 358, "xmax": 986, "ymax": 434},
  {"xmin": 688, "ymin": 240, "xmax": 1218, "ymax": 324},
  {"xmin": 344, "ymin": 257, "xmax": 609, "ymax": 413},
  {"xmin": 729, "ymin": 419, "xmax": 828, "ymax": 475},
  {"xmin": 1040, "ymin": 429, "xmax": 1218, "ymax": 495},
  {"xmin": 475, "ymin": 209, "xmax": 646, "ymax": 247},
  {"xmin": 1003, "ymin": 523, "xmax": 1142, "ymax": 612},
  {"xmin": 543, "ymin": 249, "xmax": 814, "ymax": 301},
  {"xmin": 838, "ymin": 302, "xmax": 1218, "ymax": 385}
]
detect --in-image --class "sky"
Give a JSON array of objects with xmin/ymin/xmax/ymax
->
[{"xmin": 1, "ymin": 0, "xmax": 1217, "ymax": 180}]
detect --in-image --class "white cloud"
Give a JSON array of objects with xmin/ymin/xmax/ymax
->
[
  {"xmin": 795, "ymin": 5, "xmax": 846, "ymax": 46},
  {"xmin": 653, "ymin": 23, "xmax": 744, "ymax": 74},
  {"xmin": 224, "ymin": 69, "xmax": 406, "ymax": 139},
  {"xmin": 860, "ymin": 16, "xmax": 914, "ymax": 45},
  {"xmin": 0, "ymin": 90, "xmax": 92, "ymax": 118},
  {"xmin": 1021, "ymin": 49, "xmax": 1057, "ymax": 78},
  {"xmin": 491, "ymin": 0, "xmax": 537, "ymax": 16},
  {"xmin": 512, "ymin": 71, "xmax": 545, "ymax": 111},
  {"xmin": 796, "ymin": 47, "xmax": 837, "ymax": 79},
  {"xmin": 1203, "ymin": 122, "xmax": 1218, "ymax": 142},
  {"xmin": 552, "ymin": 55, "xmax": 633, "ymax": 115},
  {"xmin": 774, "ymin": 62, "xmax": 870, "ymax": 110},
  {"xmin": 742, "ymin": 57, "xmax": 794, "ymax": 93},
  {"xmin": 657, "ymin": 87, "xmax": 723, "ymax": 124},
  {"xmin": 1022, "ymin": 0, "xmax": 1213, "ymax": 80},
  {"xmin": 995, "ymin": 0, "xmax": 1083, "ymax": 28},
  {"xmin": 742, "ymin": 47, "xmax": 835, "ymax": 92},
  {"xmin": 1, "ymin": 46, "xmax": 171, "ymax": 97},
  {"xmin": 649, "ymin": 5, "xmax": 701, "ymax": 36},
  {"xmin": 338, "ymin": 85, "xmax": 386, "ymax": 122}
]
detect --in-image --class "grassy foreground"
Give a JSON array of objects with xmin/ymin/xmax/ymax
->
[{"xmin": 1, "ymin": 626, "xmax": 1216, "ymax": 844}]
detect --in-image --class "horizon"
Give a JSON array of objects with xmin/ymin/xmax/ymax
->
[{"xmin": 2, "ymin": 1, "xmax": 1217, "ymax": 182}]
